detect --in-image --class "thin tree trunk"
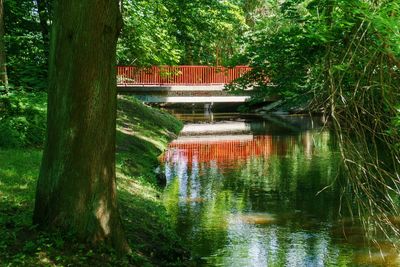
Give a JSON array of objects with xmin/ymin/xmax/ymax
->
[
  {"xmin": 33, "ymin": 0, "xmax": 129, "ymax": 253},
  {"xmin": 36, "ymin": 0, "xmax": 51, "ymax": 61},
  {"xmin": 0, "ymin": 0, "xmax": 8, "ymax": 89}
]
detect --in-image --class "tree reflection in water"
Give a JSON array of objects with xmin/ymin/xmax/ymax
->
[{"xmin": 162, "ymin": 114, "xmax": 400, "ymax": 266}]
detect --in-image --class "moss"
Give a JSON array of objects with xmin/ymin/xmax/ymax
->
[{"xmin": 0, "ymin": 95, "xmax": 188, "ymax": 266}]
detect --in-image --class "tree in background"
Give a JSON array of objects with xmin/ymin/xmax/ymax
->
[
  {"xmin": 117, "ymin": 0, "xmax": 181, "ymax": 66},
  {"xmin": 35, "ymin": 0, "xmax": 52, "ymax": 61},
  {"xmin": 33, "ymin": 0, "xmax": 130, "ymax": 252},
  {"xmin": 241, "ymin": 0, "xmax": 268, "ymax": 26},
  {"xmin": 4, "ymin": 0, "xmax": 47, "ymax": 89},
  {"xmin": 228, "ymin": 0, "xmax": 324, "ymax": 103},
  {"xmin": 168, "ymin": 0, "xmax": 246, "ymax": 65},
  {"xmin": 0, "ymin": 0, "xmax": 8, "ymax": 89},
  {"xmin": 117, "ymin": 0, "xmax": 247, "ymax": 66}
]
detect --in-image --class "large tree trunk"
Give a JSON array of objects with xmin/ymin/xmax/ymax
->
[
  {"xmin": 0, "ymin": 0, "xmax": 8, "ymax": 88},
  {"xmin": 33, "ymin": 0, "xmax": 129, "ymax": 253}
]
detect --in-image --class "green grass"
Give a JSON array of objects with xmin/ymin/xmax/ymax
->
[
  {"xmin": 0, "ymin": 95, "xmax": 187, "ymax": 266},
  {"xmin": 116, "ymin": 96, "xmax": 188, "ymax": 266}
]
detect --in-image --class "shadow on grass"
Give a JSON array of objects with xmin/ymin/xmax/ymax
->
[
  {"xmin": 116, "ymin": 96, "xmax": 189, "ymax": 266},
  {"xmin": 0, "ymin": 150, "xmax": 144, "ymax": 266},
  {"xmin": 0, "ymin": 96, "xmax": 188, "ymax": 266},
  {"xmin": 116, "ymin": 130, "xmax": 190, "ymax": 266}
]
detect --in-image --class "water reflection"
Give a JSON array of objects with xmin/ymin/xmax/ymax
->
[{"xmin": 162, "ymin": 113, "xmax": 400, "ymax": 266}]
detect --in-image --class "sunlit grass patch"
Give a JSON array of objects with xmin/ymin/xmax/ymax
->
[
  {"xmin": 0, "ymin": 95, "xmax": 187, "ymax": 266},
  {"xmin": 0, "ymin": 149, "xmax": 41, "ymax": 204},
  {"xmin": 115, "ymin": 96, "xmax": 188, "ymax": 265}
]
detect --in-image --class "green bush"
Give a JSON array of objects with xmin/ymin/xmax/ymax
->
[
  {"xmin": 0, "ymin": 117, "xmax": 28, "ymax": 147},
  {"xmin": 0, "ymin": 90, "xmax": 47, "ymax": 148}
]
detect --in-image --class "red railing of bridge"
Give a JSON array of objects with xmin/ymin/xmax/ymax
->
[{"xmin": 117, "ymin": 66, "xmax": 252, "ymax": 86}]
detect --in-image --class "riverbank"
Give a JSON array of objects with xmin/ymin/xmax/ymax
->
[
  {"xmin": 0, "ymin": 94, "xmax": 188, "ymax": 266},
  {"xmin": 115, "ymin": 96, "xmax": 187, "ymax": 265}
]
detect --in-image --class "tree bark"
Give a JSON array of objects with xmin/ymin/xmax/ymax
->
[
  {"xmin": 0, "ymin": 0, "xmax": 8, "ymax": 89},
  {"xmin": 33, "ymin": 0, "xmax": 129, "ymax": 253}
]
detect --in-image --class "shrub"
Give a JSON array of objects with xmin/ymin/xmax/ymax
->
[{"xmin": 0, "ymin": 90, "xmax": 47, "ymax": 148}]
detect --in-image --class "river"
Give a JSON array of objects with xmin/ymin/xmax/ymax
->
[{"xmin": 161, "ymin": 112, "xmax": 400, "ymax": 267}]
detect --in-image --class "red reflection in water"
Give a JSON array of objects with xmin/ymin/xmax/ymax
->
[{"xmin": 163, "ymin": 135, "xmax": 306, "ymax": 163}]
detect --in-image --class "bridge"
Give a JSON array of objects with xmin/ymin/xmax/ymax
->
[{"xmin": 117, "ymin": 66, "xmax": 252, "ymax": 104}]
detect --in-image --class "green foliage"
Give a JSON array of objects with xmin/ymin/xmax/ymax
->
[
  {"xmin": 391, "ymin": 105, "xmax": 400, "ymax": 149},
  {"xmin": 6, "ymin": 0, "xmax": 249, "ymax": 74},
  {"xmin": 4, "ymin": 0, "xmax": 47, "ymax": 90},
  {"xmin": 230, "ymin": 0, "xmax": 400, "ymax": 109},
  {"xmin": 117, "ymin": 0, "xmax": 182, "ymax": 66},
  {"xmin": 228, "ymin": 0, "xmax": 323, "ymax": 102},
  {"xmin": 231, "ymin": 17, "xmax": 323, "ymax": 99},
  {"xmin": 0, "ymin": 90, "xmax": 46, "ymax": 148},
  {"xmin": 168, "ymin": 0, "xmax": 247, "ymax": 65},
  {"xmin": 117, "ymin": 0, "xmax": 247, "ymax": 66}
]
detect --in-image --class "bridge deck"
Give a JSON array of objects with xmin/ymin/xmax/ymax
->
[
  {"xmin": 117, "ymin": 66, "xmax": 252, "ymax": 103},
  {"xmin": 134, "ymin": 96, "xmax": 250, "ymax": 103}
]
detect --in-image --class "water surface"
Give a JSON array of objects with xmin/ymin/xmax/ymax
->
[{"xmin": 162, "ymin": 112, "xmax": 400, "ymax": 267}]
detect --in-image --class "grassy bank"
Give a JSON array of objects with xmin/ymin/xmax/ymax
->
[
  {"xmin": 116, "ymin": 96, "xmax": 187, "ymax": 266},
  {"xmin": 0, "ymin": 94, "xmax": 187, "ymax": 266}
]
